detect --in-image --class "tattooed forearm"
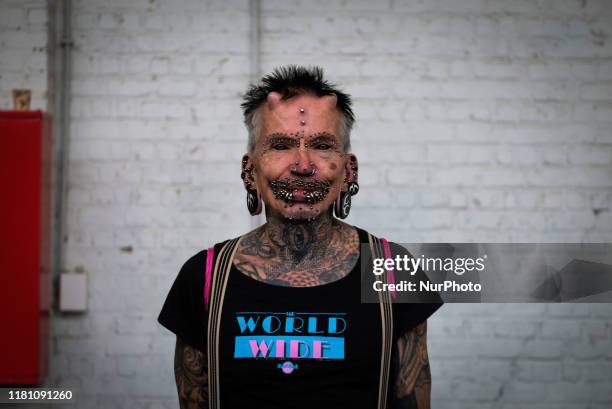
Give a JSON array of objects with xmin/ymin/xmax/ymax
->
[
  {"xmin": 174, "ymin": 337, "xmax": 208, "ymax": 409},
  {"xmin": 392, "ymin": 322, "xmax": 431, "ymax": 409}
]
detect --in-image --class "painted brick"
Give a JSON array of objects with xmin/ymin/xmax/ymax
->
[{"xmin": 2, "ymin": 0, "xmax": 611, "ymax": 407}]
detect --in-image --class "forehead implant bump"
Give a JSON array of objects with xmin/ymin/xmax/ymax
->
[
  {"xmin": 266, "ymin": 91, "xmax": 282, "ymax": 108},
  {"xmin": 322, "ymin": 93, "xmax": 337, "ymax": 108}
]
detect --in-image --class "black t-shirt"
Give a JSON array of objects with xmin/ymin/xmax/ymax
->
[{"xmin": 158, "ymin": 226, "xmax": 443, "ymax": 408}]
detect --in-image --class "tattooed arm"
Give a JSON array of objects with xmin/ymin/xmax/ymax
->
[
  {"xmin": 391, "ymin": 321, "xmax": 432, "ymax": 409},
  {"xmin": 174, "ymin": 336, "xmax": 208, "ymax": 409}
]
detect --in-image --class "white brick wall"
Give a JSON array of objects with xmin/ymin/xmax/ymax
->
[
  {"xmin": 0, "ymin": 0, "xmax": 49, "ymax": 110},
  {"xmin": 2, "ymin": 0, "xmax": 612, "ymax": 408}
]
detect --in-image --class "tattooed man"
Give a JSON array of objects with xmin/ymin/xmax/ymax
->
[{"xmin": 159, "ymin": 66, "xmax": 442, "ymax": 409}]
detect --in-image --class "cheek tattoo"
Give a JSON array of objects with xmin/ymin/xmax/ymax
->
[{"xmin": 269, "ymin": 178, "xmax": 331, "ymax": 205}]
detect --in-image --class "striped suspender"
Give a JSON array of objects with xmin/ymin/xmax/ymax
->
[
  {"xmin": 206, "ymin": 237, "xmax": 241, "ymax": 409},
  {"xmin": 368, "ymin": 233, "xmax": 394, "ymax": 409},
  {"xmin": 205, "ymin": 234, "xmax": 392, "ymax": 409}
]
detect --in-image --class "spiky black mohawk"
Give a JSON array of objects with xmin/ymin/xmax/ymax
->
[{"xmin": 241, "ymin": 65, "xmax": 355, "ymax": 128}]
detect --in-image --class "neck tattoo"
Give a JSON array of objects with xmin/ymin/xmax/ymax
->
[{"xmin": 233, "ymin": 212, "xmax": 360, "ymax": 287}]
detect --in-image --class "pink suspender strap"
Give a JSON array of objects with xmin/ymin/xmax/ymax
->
[
  {"xmin": 204, "ymin": 246, "xmax": 215, "ymax": 312},
  {"xmin": 379, "ymin": 237, "xmax": 397, "ymax": 300}
]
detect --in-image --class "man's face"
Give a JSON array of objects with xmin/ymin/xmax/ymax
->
[{"xmin": 246, "ymin": 93, "xmax": 351, "ymax": 221}]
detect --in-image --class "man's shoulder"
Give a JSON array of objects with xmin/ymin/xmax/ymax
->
[
  {"xmin": 172, "ymin": 249, "xmax": 208, "ymax": 287},
  {"xmin": 181, "ymin": 248, "xmax": 208, "ymax": 269},
  {"xmin": 351, "ymin": 227, "xmax": 408, "ymax": 253},
  {"xmin": 180, "ymin": 239, "xmax": 233, "ymax": 269},
  {"xmin": 180, "ymin": 237, "xmax": 243, "ymax": 276}
]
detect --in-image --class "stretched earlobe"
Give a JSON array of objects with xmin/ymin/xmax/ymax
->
[
  {"xmin": 335, "ymin": 155, "xmax": 359, "ymax": 219},
  {"xmin": 334, "ymin": 190, "xmax": 351, "ymax": 219},
  {"xmin": 242, "ymin": 154, "xmax": 261, "ymax": 215},
  {"xmin": 247, "ymin": 189, "xmax": 262, "ymax": 215}
]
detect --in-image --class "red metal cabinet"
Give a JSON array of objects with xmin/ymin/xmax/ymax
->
[{"xmin": 0, "ymin": 111, "xmax": 51, "ymax": 385}]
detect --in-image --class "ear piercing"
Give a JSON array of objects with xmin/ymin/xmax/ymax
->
[
  {"xmin": 349, "ymin": 158, "xmax": 358, "ymax": 178},
  {"xmin": 242, "ymin": 158, "xmax": 262, "ymax": 215},
  {"xmin": 241, "ymin": 159, "xmax": 255, "ymax": 188}
]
